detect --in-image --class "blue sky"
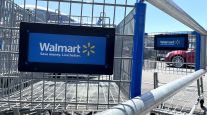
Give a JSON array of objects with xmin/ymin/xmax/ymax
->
[
  {"xmin": 145, "ymin": 0, "xmax": 207, "ymax": 33},
  {"xmin": 14, "ymin": 0, "xmax": 207, "ymax": 33}
]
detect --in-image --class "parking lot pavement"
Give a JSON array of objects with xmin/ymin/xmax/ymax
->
[{"xmin": 142, "ymin": 70, "xmax": 207, "ymax": 114}]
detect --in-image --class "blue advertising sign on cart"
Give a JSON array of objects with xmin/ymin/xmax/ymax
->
[
  {"xmin": 28, "ymin": 33, "xmax": 106, "ymax": 65},
  {"xmin": 18, "ymin": 22, "xmax": 115, "ymax": 75},
  {"xmin": 154, "ymin": 34, "xmax": 188, "ymax": 50}
]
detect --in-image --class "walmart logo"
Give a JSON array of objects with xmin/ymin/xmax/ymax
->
[
  {"xmin": 39, "ymin": 42, "xmax": 96, "ymax": 56},
  {"xmin": 82, "ymin": 42, "xmax": 95, "ymax": 56}
]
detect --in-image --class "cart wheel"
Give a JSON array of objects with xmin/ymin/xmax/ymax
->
[{"xmin": 200, "ymin": 99, "xmax": 204, "ymax": 108}]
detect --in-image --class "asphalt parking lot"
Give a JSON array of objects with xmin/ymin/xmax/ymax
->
[{"xmin": 142, "ymin": 61, "xmax": 207, "ymax": 114}]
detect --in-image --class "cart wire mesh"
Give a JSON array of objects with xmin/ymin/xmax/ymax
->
[
  {"xmin": 0, "ymin": 0, "xmax": 204, "ymax": 114},
  {"xmin": 0, "ymin": 0, "xmax": 136, "ymax": 113}
]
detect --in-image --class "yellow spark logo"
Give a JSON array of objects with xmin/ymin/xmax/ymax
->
[{"xmin": 82, "ymin": 42, "xmax": 95, "ymax": 56}]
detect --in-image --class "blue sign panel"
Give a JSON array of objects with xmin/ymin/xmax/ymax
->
[
  {"xmin": 154, "ymin": 34, "xmax": 188, "ymax": 50},
  {"xmin": 28, "ymin": 33, "xmax": 106, "ymax": 65},
  {"xmin": 18, "ymin": 22, "xmax": 115, "ymax": 75}
]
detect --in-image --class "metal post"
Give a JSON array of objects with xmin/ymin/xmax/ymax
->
[
  {"xmin": 131, "ymin": 2, "xmax": 146, "ymax": 98},
  {"xmin": 195, "ymin": 32, "xmax": 201, "ymax": 71},
  {"xmin": 194, "ymin": 32, "xmax": 202, "ymax": 96},
  {"xmin": 153, "ymin": 72, "xmax": 158, "ymax": 89},
  {"xmin": 194, "ymin": 32, "xmax": 205, "ymax": 107}
]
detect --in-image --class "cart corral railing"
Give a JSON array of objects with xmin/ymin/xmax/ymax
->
[{"xmin": 96, "ymin": 69, "xmax": 206, "ymax": 115}]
